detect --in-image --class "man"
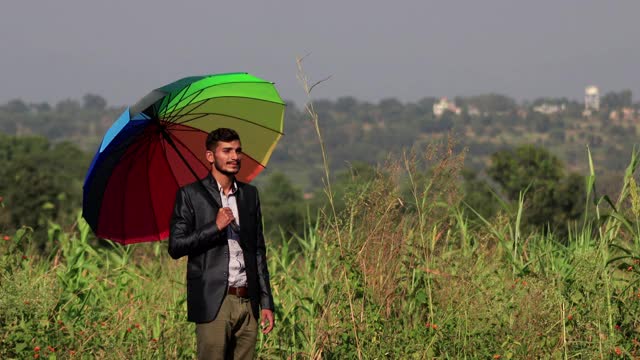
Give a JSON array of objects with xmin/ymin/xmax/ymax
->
[{"xmin": 169, "ymin": 128, "xmax": 275, "ymax": 359}]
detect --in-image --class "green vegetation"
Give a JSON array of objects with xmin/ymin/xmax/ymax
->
[
  {"xmin": 487, "ymin": 144, "xmax": 586, "ymax": 235},
  {"xmin": 2, "ymin": 145, "xmax": 640, "ymax": 358},
  {"xmin": 2, "ymin": 89, "xmax": 640, "ymax": 357},
  {"xmin": 0, "ymin": 134, "xmax": 89, "ymax": 239}
]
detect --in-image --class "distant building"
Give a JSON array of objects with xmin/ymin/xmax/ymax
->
[
  {"xmin": 610, "ymin": 107, "xmax": 636, "ymax": 121},
  {"xmin": 584, "ymin": 85, "xmax": 600, "ymax": 112},
  {"xmin": 433, "ymin": 97, "xmax": 462, "ymax": 117},
  {"xmin": 467, "ymin": 105, "xmax": 481, "ymax": 117},
  {"xmin": 609, "ymin": 110, "xmax": 619, "ymax": 121},
  {"xmin": 622, "ymin": 107, "xmax": 636, "ymax": 120},
  {"xmin": 533, "ymin": 103, "xmax": 566, "ymax": 115}
]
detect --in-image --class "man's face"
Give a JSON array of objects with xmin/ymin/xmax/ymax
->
[{"xmin": 206, "ymin": 140, "xmax": 243, "ymax": 176}]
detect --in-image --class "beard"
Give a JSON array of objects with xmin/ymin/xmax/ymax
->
[{"xmin": 213, "ymin": 158, "xmax": 240, "ymax": 176}]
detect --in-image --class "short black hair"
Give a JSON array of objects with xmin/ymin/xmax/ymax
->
[{"xmin": 206, "ymin": 128, "xmax": 240, "ymax": 151}]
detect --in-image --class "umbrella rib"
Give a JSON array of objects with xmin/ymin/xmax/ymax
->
[
  {"xmin": 158, "ymin": 83, "xmax": 194, "ymax": 121},
  {"xmin": 120, "ymin": 134, "xmax": 152, "ymax": 242},
  {"xmin": 169, "ymin": 133, "xmax": 211, "ymax": 177},
  {"xmin": 171, "ymin": 112, "xmax": 285, "ymax": 136},
  {"xmin": 240, "ymin": 151, "xmax": 266, "ymax": 169},
  {"xmin": 99, "ymin": 119, "xmax": 157, "ymax": 164},
  {"xmin": 156, "ymin": 129, "xmax": 209, "ymax": 188},
  {"xmin": 114, "ymin": 128, "xmax": 157, "ymax": 166},
  {"xmin": 161, "ymin": 126, "xmax": 202, "ymax": 132},
  {"xmin": 165, "ymin": 95, "xmax": 286, "ymax": 120},
  {"xmin": 163, "ymin": 87, "xmax": 206, "ymax": 124},
  {"xmin": 99, "ymin": 127, "xmax": 144, "ymax": 158},
  {"xmin": 159, "ymin": 140, "xmax": 182, "ymax": 191},
  {"xmin": 162, "ymin": 114, "xmax": 209, "ymax": 130},
  {"xmin": 159, "ymin": 81, "xmax": 284, "ymax": 121},
  {"xmin": 156, "ymin": 135, "xmax": 188, "ymax": 187},
  {"xmin": 164, "ymin": 95, "xmax": 209, "ymax": 124},
  {"xmin": 145, "ymin": 139, "xmax": 162, "ymax": 240},
  {"xmin": 164, "ymin": 80, "xmax": 278, "ymax": 108},
  {"xmin": 158, "ymin": 140, "xmax": 183, "ymax": 193},
  {"xmin": 180, "ymin": 93, "xmax": 286, "ymax": 108}
]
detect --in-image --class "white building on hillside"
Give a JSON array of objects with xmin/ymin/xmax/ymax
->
[
  {"xmin": 533, "ymin": 103, "xmax": 566, "ymax": 115},
  {"xmin": 433, "ymin": 97, "xmax": 462, "ymax": 117}
]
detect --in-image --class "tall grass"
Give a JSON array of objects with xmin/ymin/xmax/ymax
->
[
  {"xmin": 2, "ymin": 146, "xmax": 640, "ymax": 358},
  {"xmin": 1, "ymin": 215, "xmax": 195, "ymax": 358}
]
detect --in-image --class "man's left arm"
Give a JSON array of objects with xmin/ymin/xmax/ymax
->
[{"xmin": 255, "ymin": 189, "xmax": 275, "ymax": 334}]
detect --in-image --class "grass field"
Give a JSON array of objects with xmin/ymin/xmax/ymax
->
[{"xmin": 2, "ymin": 144, "xmax": 640, "ymax": 359}]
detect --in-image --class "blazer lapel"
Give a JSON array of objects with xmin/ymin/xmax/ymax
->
[
  {"xmin": 237, "ymin": 183, "xmax": 249, "ymax": 248},
  {"xmin": 202, "ymin": 174, "xmax": 222, "ymax": 209}
]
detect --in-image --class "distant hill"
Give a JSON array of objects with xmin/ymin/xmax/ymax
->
[{"xmin": 1, "ymin": 92, "xmax": 638, "ymax": 195}]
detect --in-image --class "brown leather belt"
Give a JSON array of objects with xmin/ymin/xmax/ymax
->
[{"xmin": 228, "ymin": 286, "xmax": 249, "ymax": 298}]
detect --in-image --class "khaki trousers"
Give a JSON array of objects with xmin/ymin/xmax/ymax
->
[{"xmin": 196, "ymin": 294, "xmax": 258, "ymax": 360}]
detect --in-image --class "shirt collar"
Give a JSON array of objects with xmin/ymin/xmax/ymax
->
[{"xmin": 216, "ymin": 179, "xmax": 238, "ymax": 195}]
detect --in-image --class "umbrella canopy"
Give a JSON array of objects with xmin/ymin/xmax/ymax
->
[{"xmin": 82, "ymin": 73, "xmax": 285, "ymax": 244}]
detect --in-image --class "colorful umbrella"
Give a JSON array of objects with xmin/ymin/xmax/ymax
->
[{"xmin": 82, "ymin": 73, "xmax": 285, "ymax": 244}]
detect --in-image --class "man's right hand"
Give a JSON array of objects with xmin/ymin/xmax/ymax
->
[{"xmin": 215, "ymin": 207, "xmax": 235, "ymax": 230}]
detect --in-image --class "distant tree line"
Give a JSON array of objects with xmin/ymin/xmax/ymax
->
[
  {"xmin": 1, "ymin": 90, "xmax": 637, "ymax": 190},
  {"xmin": 1, "ymin": 90, "xmax": 637, "ymax": 245}
]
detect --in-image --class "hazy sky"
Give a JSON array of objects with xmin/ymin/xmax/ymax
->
[{"xmin": 2, "ymin": 1, "xmax": 639, "ymax": 107}]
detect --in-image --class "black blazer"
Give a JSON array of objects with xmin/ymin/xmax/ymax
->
[{"xmin": 168, "ymin": 173, "xmax": 274, "ymax": 323}]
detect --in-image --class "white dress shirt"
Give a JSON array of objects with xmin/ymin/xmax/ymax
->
[{"xmin": 217, "ymin": 181, "xmax": 247, "ymax": 288}]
